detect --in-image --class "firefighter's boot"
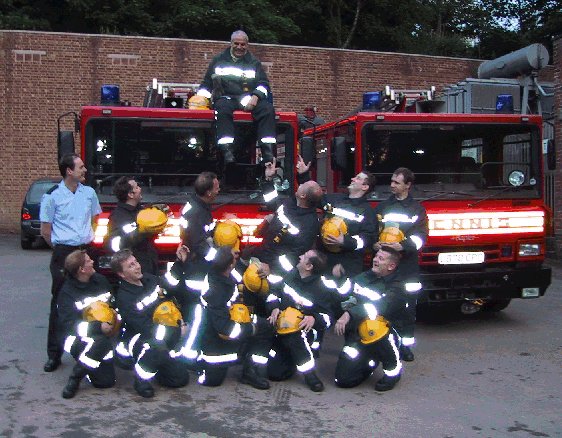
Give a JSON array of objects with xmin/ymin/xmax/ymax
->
[
  {"xmin": 134, "ymin": 377, "xmax": 155, "ymax": 398},
  {"xmin": 240, "ymin": 361, "xmax": 270, "ymax": 390},
  {"xmin": 303, "ymin": 370, "xmax": 324, "ymax": 392},
  {"xmin": 260, "ymin": 142, "xmax": 274, "ymax": 165},
  {"xmin": 220, "ymin": 144, "xmax": 236, "ymax": 165},
  {"xmin": 375, "ymin": 373, "xmax": 401, "ymax": 392},
  {"xmin": 62, "ymin": 363, "xmax": 88, "ymax": 399},
  {"xmin": 400, "ymin": 345, "xmax": 414, "ymax": 362}
]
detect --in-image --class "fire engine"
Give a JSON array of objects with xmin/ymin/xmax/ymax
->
[
  {"xmin": 57, "ymin": 79, "xmax": 300, "ymax": 274},
  {"xmin": 301, "ymin": 44, "xmax": 554, "ymax": 313}
]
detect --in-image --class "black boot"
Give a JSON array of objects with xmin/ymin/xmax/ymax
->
[
  {"xmin": 400, "ymin": 345, "xmax": 415, "ymax": 362},
  {"xmin": 260, "ymin": 143, "xmax": 274, "ymax": 165},
  {"xmin": 62, "ymin": 364, "xmax": 87, "ymax": 399},
  {"xmin": 220, "ymin": 144, "xmax": 236, "ymax": 165},
  {"xmin": 375, "ymin": 373, "xmax": 401, "ymax": 392},
  {"xmin": 134, "ymin": 377, "xmax": 155, "ymax": 398},
  {"xmin": 303, "ymin": 371, "xmax": 324, "ymax": 392},
  {"xmin": 240, "ymin": 362, "xmax": 270, "ymax": 390}
]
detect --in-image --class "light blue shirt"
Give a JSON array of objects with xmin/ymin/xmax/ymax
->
[{"xmin": 40, "ymin": 180, "xmax": 102, "ymax": 246}]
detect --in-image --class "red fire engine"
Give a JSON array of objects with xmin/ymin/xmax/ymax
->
[
  {"xmin": 301, "ymin": 44, "xmax": 554, "ymax": 313},
  {"xmin": 57, "ymin": 79, "xmax": 301, "ymax": 273}
]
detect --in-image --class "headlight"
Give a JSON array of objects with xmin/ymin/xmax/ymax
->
[
  {"xmin": 508, "ymin": 170, "xmax": 525, "ymax": 186},
  {"xmin": 518, "ymin": 243, "xmax": 541, "ymax": 256}
]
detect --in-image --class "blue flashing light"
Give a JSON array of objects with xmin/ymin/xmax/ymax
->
[
  {"xmin": 496, "ymin": 94, "xmax": 513, "ymax": 113},
  {"xmin": 101, "ymin": 85, "xmax": 120, "ymax": 105},
  {"xmin": 363, "ymin": 92, "xmax": 381, "ymax": 110}
]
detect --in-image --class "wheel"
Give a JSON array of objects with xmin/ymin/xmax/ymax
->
[
  {"xmin": 20, "ymin": 235, "xmax": 33, "ymax": 249},
  {"xmin": 482, "ymin": 299, "xmax": 511, "ymax": 312}
]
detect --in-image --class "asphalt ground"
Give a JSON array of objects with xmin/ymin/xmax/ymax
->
[{"xmin": 0, "ymin": 234, "xmax": 560, "ymax": 438}]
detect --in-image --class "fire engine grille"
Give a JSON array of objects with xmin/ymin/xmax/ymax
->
[{"xmin": 421, "ymin": 244, "xmax": 506, "ymax": 265}]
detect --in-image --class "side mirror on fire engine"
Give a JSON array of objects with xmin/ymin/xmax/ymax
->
[
  {"xmin": 58, "ymin": 131, "xmax": 75, "ymax": 161},
  {"xmin": 300, "ymin": 136, "xmax": 315, "ymax": 169},
  {"xmin": 546, "ymin": 139, "xmax": 556, "ymax": 171},
  {"xmin": 331, "ymin": 137, "xmax": 348, "ymax": 171}
]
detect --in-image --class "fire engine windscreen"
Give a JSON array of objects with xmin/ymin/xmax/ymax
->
[
  {"xmin": 85, "ymin": 118, "xmax": 293, "ymax": 203},
  {"xmin": 362, "ymin": 122, "xmax": 541, "ymax": 200}
]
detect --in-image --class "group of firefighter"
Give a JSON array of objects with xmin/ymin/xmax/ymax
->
[{"xmin": 56, "ymin": 157, "xmax": 428, "ymax": 399}]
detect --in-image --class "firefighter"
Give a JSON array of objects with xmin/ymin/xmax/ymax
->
[
  {"xmin": 196, "ymin": 30, "xmax": 276, "ymax": 165},
  {"xmin": 264, "ymin": 249, "xmax": 342, "ymax": 392},
  {"xmin": 195, "ymin": 246, "xmax": 275, "ymax": 389},
  {"xmin": 106, "ymin": 176, "xmax": 164, "ymax": 275},
  {"xmin": 179, "ymin": 171, "xmax": 219, "ymax": 268},
  {"xmin": 373, "ymin": 167, "xmax": 428, "ymax": 362},
  {"xmin": 334, "ymin": 246, "xmax": 405, "ymax": 392},
  {"xmin": 296, "ymin": 154, "xmax": 378, "ymax": 278},
  {"xmin": 242, "ymin": 159, "xmax": 322, "ymax": 276},
  {"xmin": 111, "ymin": 249, "xmax": 190, "ymax": 398},
  {"xmin": 57, "ymin": 250, "xmax": 117, "ymax": 398}
]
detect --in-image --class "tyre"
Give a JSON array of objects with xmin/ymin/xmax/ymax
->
[
  {"xmin": 482, "ymin": 299, "xmax": 511, "ymax": 312},
  {"xmin": 21, "ymin": 235, "xmax": 33, "ymax": 249}
]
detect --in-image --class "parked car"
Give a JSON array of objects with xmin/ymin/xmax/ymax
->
[{"xmin": 21, "ymin": 177, "xmax": 60, "ymax": 249}]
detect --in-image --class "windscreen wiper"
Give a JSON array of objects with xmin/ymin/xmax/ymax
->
[
  {"xmin": 468, "ymin": 185, "xmax": 527, "ymax": 207},
  {"xmin": 420, "ymin": 189, "xmax": 476, "ymax": 201}
]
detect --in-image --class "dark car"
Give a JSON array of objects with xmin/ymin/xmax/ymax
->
[{"xmin": 21, "ymin": 177, "xmax": 60, "ymax": 249}]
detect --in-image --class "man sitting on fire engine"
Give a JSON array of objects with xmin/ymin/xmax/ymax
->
[{"xmin": 196, "ymin": 30, "xmax": 276, "ymax": 166}]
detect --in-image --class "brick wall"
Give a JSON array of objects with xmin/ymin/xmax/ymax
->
[
  {"xmin": 0, "ymin": 30, "xmax": 559, "ymax": 239},
  {"xmin": 552, "ymin": 37, "xmax": 562, "ymax": 251}
]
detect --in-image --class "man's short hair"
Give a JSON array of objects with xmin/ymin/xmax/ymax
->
[
  {"xmin": 195, "ymin": 171, "xmax": 218, "ymax": 197},
  {"xmin": 212, "ymin": 246, "xmax": 235, "ymax": 273},
  {"xmin": 231, "ymin": 30, "xmax": 249, "ymax": 42},
  {"xmin": 64, "ymin": 250, "xmax": 87, "ymax": 278},
  {"xmin": 113, "ymin": 176, "xmax": 135, "ymax": 203},
  {"xmin": 59, "ymin": 153, "xmax": 80, "ymax": 178},
  {"xmin": 379, "ymin": 245, "xmax": 402, "ymax": 266},
  {"xmin": 304, "ymin": 183, "xmax": 322, "ymax": 207},
  {"xmin": 394, "ymin": 167, "xmax": 415, "ymax": 184},
  {"xmin": 308, "ymin": 250, "xmax": 327, "ymax": 276},
  {"xmin": 110, "ymin": 249, "xmax": 134, "ymax": 274},
  {"xmin": 362, "ymin": 171, "xmax": 377, "ymax": 193}
]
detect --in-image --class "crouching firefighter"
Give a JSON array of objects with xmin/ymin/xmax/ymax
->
[
  {"xmin": 265, "ymin": 249, "xmax": 341, "ymax": 392},
  {"xmin": 57, "ymin": 250, "xmax": 119, "ymax": 399},
  {"xmin": 196, "ymin": 246, "xmax": 275, "ymax": 389},
  {"xmin": 111, "ymin": 249, "xmax": 190, "ymax": 398},
  {"xmin": 334, "ymin": 246, "xmax": 405, "ymax": 392}
]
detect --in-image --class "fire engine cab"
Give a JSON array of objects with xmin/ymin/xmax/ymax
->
[
  {"xmin": 301, "ymin": 44, "xmax": 554, "ymax": 313},
  {"xmin": 58, "ymin": 79, "xmax": 300, "ymax": 273}
]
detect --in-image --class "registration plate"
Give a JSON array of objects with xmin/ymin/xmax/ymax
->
[{"xmin": 438, "ymin": 252, "xmax": 485, "ymax": 265}]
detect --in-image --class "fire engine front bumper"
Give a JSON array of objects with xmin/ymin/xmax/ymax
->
[{"xmin": 420, "ymin": 264, "xmax": 551, "ymax": 303}]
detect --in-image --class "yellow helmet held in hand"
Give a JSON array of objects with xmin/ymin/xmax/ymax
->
[
  {"xmin": 379, "ymin": 224, "xmax": 405, "ymax": 244},
  {"xmin": 229, "ymin": 303, "xmax": 252, "ymax": 324},
  {"xmin": 188, "ymin": 95, "xmax": 210, "ymax": 110},
  {"xmin": 276, "ymin": 307, "xmax": 304, "ymax": 335},
  {"xmin": 82, "ymin": 301, "xmax": 120, "ymax": 337},
  {"xmin": 358, "ymin": 316, "xmax": 390, "ymax": 344},
  {"xmin": 153, "ymin": 300, "xmax": 182, "ymax": 327},
  {"xmin": 214, "ymin": 220, "xmax": 243, "ymax": 251},
  {"xmin": 137, "ymin": 207, "xmax": 168, "ymax": 235},
  {"xmin": 321, "ymin": 217, "xmax": 348, "ymax": 253},
  {"xmin": 243, "ymin": 263, "xmax": 269, "ymax": 294}
]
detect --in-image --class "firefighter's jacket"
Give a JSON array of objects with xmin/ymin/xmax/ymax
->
[
  {"xmin": 373, "ymin": 194, "xmax": 428, "ymax": 282},
  {"xmin": 115, "ymin": 272, "xmax": 182, "ymax": 345},
  {"xmin": 253, "ymin": 187, "xmax": 320, "ymax": 272},
  {"xmin": 344, "ymin": 269, "xmax": 408, "ymax": 342},
  {"xmin": 265, "ymin": 269, "xmax": 340, "ymax": 332},
  {"xmin": 165, "ymin": 257, "xmax": 209, "ymax": 318},
  {"xmin": 57, "ymin": 273, "xmax": 114, "ymax": 338},
  {"xmin": 180, "ymin": 194, "xmax": 214, "ymax": 264},
  {"xmin": 199, "ymin": 47, "xmax": 270, "ymax": 102},
  {"xmin": 106, "ymin": 202, "xmax": 158, "ymax": 274}
]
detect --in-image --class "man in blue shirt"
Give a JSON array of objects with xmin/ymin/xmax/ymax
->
[{"xmin": 40, "ymin": 153, "xmax": 102, "ymax": 372}]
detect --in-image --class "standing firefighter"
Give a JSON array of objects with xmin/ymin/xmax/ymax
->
[
  {"xmin": 373, "ymin": 167, "xmax": 427, "ymax": 361},
  {"xmin": 196, "ymin": 30, "xmax": 276, "ymax": 165}
]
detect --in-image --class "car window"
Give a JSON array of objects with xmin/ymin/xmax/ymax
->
[{"xmin": 27, "ymin": 182, "xmax": 58, "ymax": 203}]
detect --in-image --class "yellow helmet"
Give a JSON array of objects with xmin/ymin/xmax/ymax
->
[
  {"xmin": 379, "ymin": 224, "xmax": 405, "ymax": 244},
  {"xmin": 153, "ymin": 300, "xmax": 182, "ymax": 327},
  {"xmin": 137, "ymin": 207, "xmax": 168, "ymax": 235},
  {"xmin": 358, "ymin": 316, "xmax": 390, "ymax": 344},
  {"xmin": 321, "ymin": 216, "xmax": 348, "ymax": 253},
  {"xmin": 229, "ymin": 303, "xmax": 251, "ymax": 324},
  {"xmin": 188, "ymin": 95, "xmax": 210, "ymax": 110},
  {"xmin": 214, "ymin": 220, "xmax": 242, "ymax": 251},
  {"xmin": 276, "ymin": 307, "xmax": 304, "ymax": 335},
  {"xmin": 82, "ymin": 301, "xmax": 120, "ymax": 337},
  {"xmin": 243, "ymin": 263, "xmax": 269, "ymax": 294}
]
